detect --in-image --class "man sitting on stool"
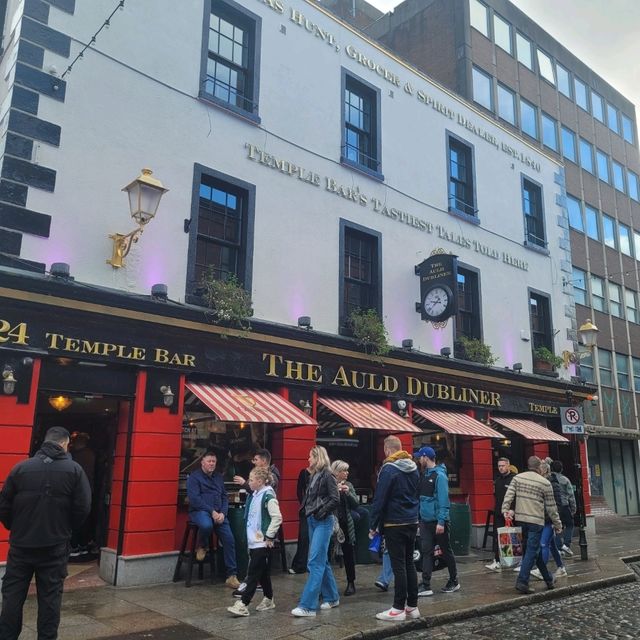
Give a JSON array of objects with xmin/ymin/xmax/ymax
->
[{"xmin": 187, "ymin": 451, "xmax": 240, "ymax": 588}]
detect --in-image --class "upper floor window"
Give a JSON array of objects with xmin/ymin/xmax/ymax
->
[
  {"xmin": 522, "ymin": 178, "xmax": 545, "ymax": 247},
  {"xmin": 612, "ymin": 161, "xmax": 625, "ymax": 192},
  {"xmin": 616, "ymin": 353, "xmax": 630, "ymax": 390},
  {"xmin": 579, "ymin": 138, "xmax": 594, "ymax": 174},
  {"xmin": 556, "ymin": 64, "xmax": 571, "ymax": 98},
  {"xmin": 626, "ymin": 290, "xmax": 639, "ymax": 324},
  {"xmin": 628, "ymin": 171, "xmax": 640, "ymax": 201},
  {"xmin": 572, "ymin": 267, "xmax": 587, "ymax": 306},
  {"xmin": 602, "ymin": 214, "xmax": 617, "ymax": 249},
  {"xmin": 561, "ymin": 126, "xmax": 576, "ymax": 163},
  {"xmin": 634, "ymin": 231, "xmax": 640, "ymax": 258},
  {"xmin": 574, "ymin": 78, "xmax": 589, "ymax": 111},
  {"xmin": 591, "ymin": 91, "xmax": 605, "ymax": 123},
  {"xmin": 343, "ymin": 74, "xmax": 381, "ymax": 176},
  {"xmin": 596, "ymin": 149, "xmax": 610, "ymax": 183},
  {"xmin": 469, "ymin": 0, "xmax": 489, "ymax": 37},
  {"xmin": 448, "ymin": 135, "xmax": 476, "ymax": 218},
  {"xmin": 591, "ymin": 275, "xmax": 607, "ymax": 312},
  {"xmin": 515, "ymin": 32, "xmax": 533, "ymax": 70},
  {"xmin": 529, "ymin": 292, "xmax": 552, "ymax": 353},
  {"xmin": 567, "ymin": 195, "xmax": 583, "ymax": 231},
  {"xmin": 634, "ymin": 357, "xmax": 640, "ymax": 391},
  {"xmin": 585, "ymin": 204, "xmax": 600, "ymax": 240},
  {"xmin": 472, "ymin": 66, "xmax": 493, "ymax": 111},
  {"xmin": 497, "ymin": 83, "xmax": 516, "ymax": 125},
  {"xmin": 520, "ymin": 98, "xmax": 538, "ymax": 139},
  {"xmin": 493, "ymin": 14, "xmax": 512, "ymax": 54},
  {"xmin": 580, "ymin": 351, "xmax": 594, "ymax": 383},
  {"xmin": 541, "ymin": 113, "xmax": 558, "ymax": 151},
  {"xmin": 608, "ymin": 281, "xmax": 623, "ymax": 318},
  {"xmin": 607, "ymin": 103, "xmax": 619, "ymax": 134},
  {"xmin": 536, "ymin": 49, "xmax": 555, "ymax": 85},
  {"xmin": 204, "ymin": 3, "xmax": 259, "ymax": 117},
  {"xmin": 456, "ymin": 268, "xmax": 481, "ymax": 343},
  {"xmin": 619, "ymin": 223, "xmax": 632, "ymax": 256},
  {"xmin": 598, "ymin": 348, "xmax": 613, "ymax": 387},
  {"xmin": 621, "ymin": 114, "xmax": 634, "ymax": 144}
]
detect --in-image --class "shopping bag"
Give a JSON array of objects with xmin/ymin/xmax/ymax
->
[
  {"xmin": 432, "ymin": 544, "xmax": 448, "ymax": 572},
  {"xmin": 497, "ymin": 525, "xmax": 523, "ymax": 568},
  {"xmin": 368, "ymin": 532, "xmax": 382, "ymax": 554}
]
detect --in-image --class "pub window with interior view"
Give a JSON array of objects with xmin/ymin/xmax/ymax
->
[
  {"xmin": 522, "ymin": 177, "xmax": 545, "ymax": 248},
  {"xmin": 454, "ymin": 267, "xmax": 481, "ymax": 356},
  {"xmin": 203, "ymin": 2, "xmax": 259, "ymax": 117},
  {"xmin": 448, "ymin": 135, "xmax": 476, "ymax": 218},
  {"xmin": 529, "ymin": 292, "xmax": 554, "ymax": 371},
  {"xmin": 342, "ymin": 74, "xmax": 380, "ymax": 175}
]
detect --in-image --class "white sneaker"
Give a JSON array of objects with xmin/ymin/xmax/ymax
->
[
  {"xmin": 417, "ymin": 587, "xmax": 434, "ymax": 597},
  {"xmin": 227, "ymin": 601, "xmax": 250, "ymax": 617},
  {"xmin": 291, "ymin": 607, "xmax": 316, "ymax": 617},
  {"xmin": 485, "ymin": 560, "xmax": 501, "ymax": 571},
  {"xmin": 256, "ymin": 597, "xmax": 275, "ymax": 611},
  {"xmin": 561, "ymin": 545, "xmax": 574, "ymax": 557},
  {"xmin": 554, "ymin": 566, "xmax": 568, "ymax": 578},
  {"xmin": 530, "ymin": 568, "xmax": 544, "ymax": 581},
  {"xmin": 320, "ymin": 600, "xmax": 339, "ymax": 610},
  {"xmin": 376, "ymin": 607, "xmax": 406, "ymax": 621},
  {"xmin": 405, "ymin": 606, "xmax": 421, "ymax": 619},
  {"xmin": 513, "ymin": 566, "xmax": 521, "ymax": 572}
]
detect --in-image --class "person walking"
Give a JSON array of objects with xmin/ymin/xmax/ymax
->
[
  {"xmin": 0, "ymin": 427, "xmax": 91, "ymax": 640},
  {"xmin": 227, "ymin": 467, "xmax": 282, "ymax": 616},
  {"xmin": 486, "ymin": 457, "xmax": 515, "ymax": 571},
  {"xmin": 551, "ymin": 460, "xmax": 576, "ymax": 556},
  {"xmin": 415, "ymin": 446, "xmax": 460, "ymax": 595},
  {"xmin": 369, "ymin": 436, "xmax": 420, "ymax": 622},
  {"xmin": 291, "ymin": 446, "xmax": 340, "ymax": 617},
  {"xmin": 289, "ymin": 465, "xmax": 311, "ymax": 574},
  {"xmin": 502, "ymin": 456, "xmax": 563, "ymax": 594}
]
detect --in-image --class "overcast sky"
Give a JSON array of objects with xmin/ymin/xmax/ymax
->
[{"xmin": 366, "ymin": 0, "xmax": 640, "ymax": 117}]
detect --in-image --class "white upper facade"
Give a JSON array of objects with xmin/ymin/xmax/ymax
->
[{"xmin": 8, "ymin": 0, "xmax": 574, "ymax": 374}]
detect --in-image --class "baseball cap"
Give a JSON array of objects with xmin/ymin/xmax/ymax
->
[{"xmin": 414, "ymin": 446, "xmax": 436, "ymax": 460}]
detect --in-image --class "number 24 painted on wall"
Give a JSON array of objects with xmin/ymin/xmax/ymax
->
[{"xmin": 0, "ymin": 320, "xmax": 29, "ymax": 345}]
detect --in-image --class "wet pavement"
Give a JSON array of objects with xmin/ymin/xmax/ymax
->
[{"xmin": 8, "ymin": 515, "xmax": 640, "ymax": 640}]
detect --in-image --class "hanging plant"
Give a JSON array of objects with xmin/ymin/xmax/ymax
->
[
  {"xmin": 348, "ymin": 308, "xmax": 390, "ymax": 358},
  {"xmin": 454, "ymin": 336, "xmax": 498, "ymax": 366},
  {"xmin": 201, "ymin": 270, "xmax": 253, "ymax": 332}
]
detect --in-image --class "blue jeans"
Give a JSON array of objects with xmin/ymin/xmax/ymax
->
[
  {"xmin": 190, "ymin": 510, "xmax": 237, "ymax": 577},
  {"xmin": 541, "ymin": 524, "xmax": 563, "ymax": 568},
  {"xmin": 555, "ymin": 505, "xmax": 574, "ymax": 549},
  {"xmin": 377, "ymin": 549, "xmax": 393, "ymax": 587},
  {"xmin": 298, "ymin": 516, "xmax": 339, "ymax": 611},
  {"xmin": 517, "ymin": 522, "xmax": 553, "ymax": 586}
]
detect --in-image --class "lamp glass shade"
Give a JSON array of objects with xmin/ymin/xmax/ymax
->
[
  {"xmin": 578, "ymin": 319, "xmax": 599, "ymax": 348},
  {"xmin": 123, "ymin": 169, "xmax": 168, "ymax": 226},
  {"xmin": 49, "ymin": 395, "xmax": 73, "ymax": 412}
]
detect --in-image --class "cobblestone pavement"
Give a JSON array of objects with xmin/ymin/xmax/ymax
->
[{"xmin": 399, "ymin": 581, "xmax": 640, "ymax": 640}]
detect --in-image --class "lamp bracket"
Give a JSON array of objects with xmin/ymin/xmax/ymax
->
[{"xmin": 107, "ymin": 225, "xmax": 144, "ymax": 268}]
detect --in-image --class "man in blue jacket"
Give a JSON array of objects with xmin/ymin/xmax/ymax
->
[
  {"xmin": 369, "ymin": 436, "xmax": 420, "ymax": 622},
  {"xmin": 187, "ymin": 451, "xmax": 239, "ymax": 588},
  {"xmin": 416, "ymin": 446, "xmax": 460, "ymax": 596}
]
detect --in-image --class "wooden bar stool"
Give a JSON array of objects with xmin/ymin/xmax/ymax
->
[{"xmin": 173, "ymin": 521, "xmax": 217, "ymax": 587}]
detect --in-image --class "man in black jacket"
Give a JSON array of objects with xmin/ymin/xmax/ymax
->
[
  {"xmin": 0, "ymin": 426, "xmax": 91, "ymax": 640},
  {"xmin": 486, "ymin": 457, "xmax": 515, "ymax": 571}
]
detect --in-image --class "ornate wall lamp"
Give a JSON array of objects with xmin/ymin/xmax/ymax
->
[
  {"xmin": 107, "ymin": 168, "xmax": 169, "ymax": 268},
  {"xmin": 160, "ymin": 385, "xmax": 175, "ymax": 407},
  {"xmin": 562, "ymin": 319, "xmax": 600, "ymax": 367},
  {"xmin": 2, "ymin": 366, "xmax": 16, "ymax": 395}
]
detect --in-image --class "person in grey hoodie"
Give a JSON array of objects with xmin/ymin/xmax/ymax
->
[{"xmin": 415, "ymin": 446, "xmax": 460, "ymax": 596}]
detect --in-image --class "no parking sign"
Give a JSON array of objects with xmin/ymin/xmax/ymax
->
[{"xmin": 560, "ymin": 406, "xmax": 584, "ymax": 434}]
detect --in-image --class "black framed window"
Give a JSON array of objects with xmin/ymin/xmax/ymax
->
[
  {"xmin": 204, "ymin": 2, "xmax": 258, "ymax": 116},
  {"xmin": 343, "ymin": 75, "xmax": 379, "ymax": 173},
  {"xmin": 529, "ymin": 292, "xmax": 552, "ymax": 351},
  {"xmin": 448, "ymin": 137, "xmax": 476, "ymax": 217},
  {"xmin": 522, "ymin": 178, "xmax": 545, "ymax": 247},
  {"xmin": 455, "ymin": 268, "xmax": 481, "ymax": 344}
]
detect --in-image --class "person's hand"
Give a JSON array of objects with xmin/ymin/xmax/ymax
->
[
  {"xmin": 338, "ymin": 482, "xmax": 349, "ymax": 493},
  {"xmin": 265, "ymin": 539, "xmax": 274, "ymax": 548},
  {"xmin": 233, "ymin": 475, "xmax": 246, "ymax": 485},
  {"xmin": 436, "ymin": 524, "xmax": 445, "ymax": 535},
  {"xmin": 212, "ymin": 511, "xmax": 224, "ymax": 524},
  {"xmin": 368, "ymin": 529, "xmax": 377, "ymax": 539},
  {"xmin": 554, "ymin": 525, "xmax": 563, "ymax": 534}
]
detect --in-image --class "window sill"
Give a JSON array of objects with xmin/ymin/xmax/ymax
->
[
  {"xmin": 340, "ymin": 156, "xmax": 384, "ymax": 183},
  {"xmin": 448, "ymin": 207, "xmax": 480, "ymax": 225},
  {"xmin": 198, "ymin": 91, "xmax": 261, "ymax": 125},
  {"xmin": 523, "ymin": 240, "xmax": 550, "ymax": 256}
]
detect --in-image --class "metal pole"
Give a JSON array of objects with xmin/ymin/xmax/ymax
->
[{"xmin": 572, "ymin": 434, "xmax": 588, "ymax": 560}]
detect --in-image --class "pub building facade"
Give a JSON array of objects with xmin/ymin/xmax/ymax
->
[{"xmin": 0, "ymin": 0, "xmax": 592, "ymax": 584}]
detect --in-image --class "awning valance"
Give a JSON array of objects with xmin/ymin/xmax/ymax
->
[
  {"xmin": 491, "ymin": 416, "xmax": 568, "ymax": 442},
  {"xmin": 185, "ymin": 382, "xmax": 316, "ymax": 425},
  {"xmin": 318, "ymin": 397, "xmax": 422, "ymax": 433},
  {"xmin": 413, "ymin": 407, "xmax": 504, "ymax": 438}
]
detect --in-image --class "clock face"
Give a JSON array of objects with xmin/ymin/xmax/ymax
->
[{"xmin": 423, "ymin": 286, "xmax": 451, "ymax": 318}]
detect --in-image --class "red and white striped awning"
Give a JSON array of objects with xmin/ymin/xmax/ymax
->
[
  {"xmin": 491, "ymin": 416, "xmax": 568, "ymax": 442},
  {"xmin": 318, "ymin": 397, "xmax": 422, "ymax": 433},
  {"xmin": 185, "ymin": 382, "xmax": 316, "ymax": 426},
  {"xmin": 413, "ymin": 407, "xmax": 504, "ymax": 438}
]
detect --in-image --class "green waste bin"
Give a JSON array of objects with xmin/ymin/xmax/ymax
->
[
  {"xmin": 449, "ymin": 502, "xmax": 471, "ymax": 556},
  {"xmin": 354, "ymin": 504, "xmax": 374, "ymax": 565},
  {"xmin": 226, "ymin": 506, "xmax": 249, "ymax": 578}
]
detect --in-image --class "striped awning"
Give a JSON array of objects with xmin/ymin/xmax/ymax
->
[
  {"xmin": 491, "ymin": 416, "xmax": 568, "ymax": 442},
  {"xmin": 318, "ymin": 397, "xmax": 422, "ymax": 433},
  {"xmin": 413, "ymin": 407, "xmax": 504, "ymax": 438},
  {"xmin": 185, "ymin": 382, "xmax": 316, "ymax": 425}
]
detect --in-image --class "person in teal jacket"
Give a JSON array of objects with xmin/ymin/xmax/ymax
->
[{"xmin": 415, "ymin": 446, "xmax": 460, "ymax": 596}]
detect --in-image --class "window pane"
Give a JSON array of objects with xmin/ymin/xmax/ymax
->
[
  {"xmin": 523, "ymin": 180, "xmax": 545, "ymax": 246},
  {"xmin": 493, "ymin": 14, "xmax": 512, "ymax": 54},
  {"xmin": 591, "ymin": 276, "xmax": 606, "ymax": 312},
  {"xmin": 633, "ymin": 357, "xmax": 640, "ymax": 391},
  {"xmin": 585, "ymin": 205, "xmax": 600, "ymax": 240},
  {"xmin": 567, "ymin": 195, "xmax": 583, "ymax": 231},
  {"xmin": 626, "ymin": 290, "xmax": 639, "ymax": 323},
  {"xmin": 602, "ymin": 215, "xmax": 616, "ymax": 248},
  {"xmin": 619, "ymin": 223, "xmax": 632, "ymax": 256},
  {"xmin": 607, "ymin": 103, "xmax": 619, "ymax": 133},
  {"xmin": 574, "ymin": 78, "xmax": 588, "ymax": 111},
  {"xmin": 591, "ymin": 91, "xmax": 604, "ymax": 122},
  {"xmin": 520, "ymin": 98, "xmax": 538, "ymax": 139},
  {"xmin": 609, "ymin": 282, "xmax": 623, "ymax": 318},
  {"xmin": 598, "ymin": 349, "xmax": 613, "ymax": 387},
  {"xmin": 497, "ymin": 84, "xmax": 516, "ymax": 124},
  {"xmin": 449, "ymin": 138, "xmax": 476, "ymax": 216},
  {"xmin": 561, "ymin": 126, "xmax": 576, "ymax": 162},
  {"xmin": 628, "ymin": 171, "xmax": 639, "ymax": 201},
  {"xmin": 635, "ymin": 232, "xmax": 640, "ymax": 259},
  {"xmin": 596, "ymin": 150, "xmax": 609, "ymax": 183},
  {"xmin": 472, "ymin": 67, "xmax": 493, "ymax": 110},
  {"xmin": 612, "ymin": 161, "xmax": 625, "ymax": 192},
  {"xmin": 344, "ymin": 77, "xmax": 378, "ymax": 171},
  {"xmin": 616, "ymin": 353, "xmax": 629, "ymax": 390},
  {"xmin": 621, "ymin": 114, "xmax": 634, "ymax": 144},
  {"xmin": 536, "ymin": 49, "xmax": 555, "ymax": 84},
  {"xmin": 579, "ymin": 138, "xmax": 593, "ymax": 173},
  {"xmin": 469, "ymin": 0, "xmax": 489, "ymax": 37},
  {"xmin": 556, "ymin": 64, "xmax": 571, "ymax": 97},
  {"xmin": 516, "ymin": 32, "xmax": 533, "ymax": 69},
  {"xmin": 572, "ymin": 267, "xmax": 587, "ymax": 306},
  {"xmin": 456, "ymin": 269, "xmax": 481, "ymax": 341},
  {"xmin": 541, "ymin": 113, "xmax": 558, "ymax": 150}
]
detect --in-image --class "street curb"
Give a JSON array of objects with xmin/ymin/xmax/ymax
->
[{"xmin": 340, "ymin": 572, "xmax": 637, "ymax": 640}]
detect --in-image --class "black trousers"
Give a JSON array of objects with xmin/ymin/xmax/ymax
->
[
  {"xmin": 241, "ymin": 547, "xmax": 273, "ymax": 605},
  {"xmin": 492, "ymin": 512, "xmax": 506, "ymax": 562},
  {"xmin": 0, "ymin": 543, "xmax": 69, "ymax": 640},
  {"xmin": 384, "ymin": 525, "xmax": 418, "ymax": 610},
  {"xmin": 420, "ymin": 521, "xmax": 457, "ymax": 586},
  {"xmin": 290, "ymin": 510, "xmax": 309, "ymax": 574}
]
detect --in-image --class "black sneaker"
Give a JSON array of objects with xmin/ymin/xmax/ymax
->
[
  {"xmin": 374, "ymin": 580, "xmax": 388, "ymax": 592},
  {"xmin": 441, "ymin": 579, "xmax": 460, "ymax": 593}
]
